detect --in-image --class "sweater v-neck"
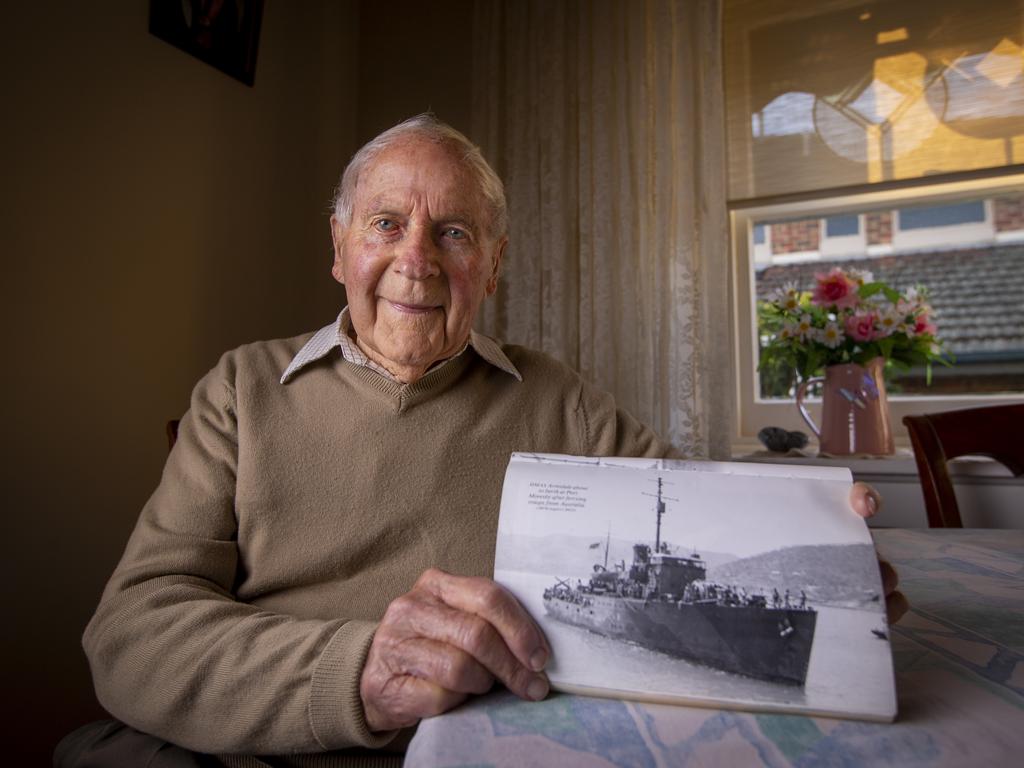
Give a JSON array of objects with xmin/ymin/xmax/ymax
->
[{"xmin": 341, "ymin": 349, "xmax": 478, "ymax": 413}]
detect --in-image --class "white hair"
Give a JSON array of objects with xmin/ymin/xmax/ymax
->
[{"xmin": 332, "ymin": 113, "xmax": 508, "ymax": 239}]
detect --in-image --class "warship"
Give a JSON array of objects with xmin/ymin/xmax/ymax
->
[{"xmin": 542, "ymin": 478, "xmax": 818, "ymax": 685}]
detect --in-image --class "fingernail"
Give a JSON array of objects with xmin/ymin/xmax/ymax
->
[
  {"xmin": 527, "ymin": 677, "xmax": 549, "ymax": 701},
  {"xmin": 867, "ymin": 495, "xmax": 877, "ymax": 515},
  {"xmin": 529, "ymin": 648, "xmax": 548, "ymax": 671}
]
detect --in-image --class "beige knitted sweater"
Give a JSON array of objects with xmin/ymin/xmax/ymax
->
[{"xmin": 83, "ymin": 332, "xmax": 676, "ymax": 762}]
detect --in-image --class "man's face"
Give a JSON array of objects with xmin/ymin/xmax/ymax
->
[{"xmin": 331, "ymin": 138, "xmax": 505, "ymax": 382}]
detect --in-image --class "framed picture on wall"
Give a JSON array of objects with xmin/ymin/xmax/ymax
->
[{"xmin": 149, "ymin": 0, "xmax": 264, "ymax": 86}]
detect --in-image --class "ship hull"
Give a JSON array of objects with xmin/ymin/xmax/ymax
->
[{"xmin": 543, "ymin": 594, "xmax": 816, "ymax": 685}]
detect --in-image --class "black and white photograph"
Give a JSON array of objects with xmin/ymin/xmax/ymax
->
[{"xmin": 495, "ymin": 454, "xmax": 897, "ymax": 722}]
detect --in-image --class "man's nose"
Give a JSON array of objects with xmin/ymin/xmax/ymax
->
[{"xmin": 394, "ymin": 227, "xmax": 441, "ymax": 280}]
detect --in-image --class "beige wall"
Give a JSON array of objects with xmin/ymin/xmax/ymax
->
[
  {"xmin": 2, "ymin": 0, "xmax": 480, "ymax": 759},
  {"xmin": 2, "ymin": 2, "xmax": 359, "ymax": 761}
]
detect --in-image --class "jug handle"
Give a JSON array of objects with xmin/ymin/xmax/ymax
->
[{"xmin": 795, "ymin": 376, "xmax": 825, "ymax": 438}]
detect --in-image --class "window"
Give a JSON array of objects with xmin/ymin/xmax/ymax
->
[
  {"xmin": 732, "ymin": 178, "xmax": 1024, "ymax": 445},
  {"xmin": 753, "ymin": 190, "xmax": 1024, "ymax": 398},
  {"xmin": 899, "ymin": 201, "xmax": 986, "ymax": 230},
  {"xmin": 724, "ymin": 0, "xmax": 1024, "ymax": 448},
  {"xmin": 825, "ymin": 215, "xmax": 860, "ymax": 237},
  {"xmin": 725, "ymin": 0, "xmax": 1024, "ymax": 201}
]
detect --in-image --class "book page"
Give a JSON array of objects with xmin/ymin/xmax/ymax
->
[{"xmin": 494, "ymin": 453, "xmax": 896, "ymax": 722}]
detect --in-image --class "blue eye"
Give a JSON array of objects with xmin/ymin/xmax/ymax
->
[
  {"xmin": 374, "ymin": 219, "xmax": 396, "ymax": 232},
  {"xmin": 445, "ymin": 227, "xmax": 465, "ymax": 240}
]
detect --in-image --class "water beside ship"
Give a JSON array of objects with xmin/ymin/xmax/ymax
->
[{"xmin": 498, "ymin": 569, "xmax": 895, "ymax": 717}]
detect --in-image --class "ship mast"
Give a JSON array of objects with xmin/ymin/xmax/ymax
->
[
  {"xmin": 603, "ymin": 524, "xmax": 610, "ymax": 569},
  {"xmin": 643, "ymin": 477, "xmax": 677, "ymax": 554}
]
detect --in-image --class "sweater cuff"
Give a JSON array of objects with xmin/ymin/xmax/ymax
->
[{"xmin": 308, "ymin": 620, "xmax": 398, "ymax": 750}]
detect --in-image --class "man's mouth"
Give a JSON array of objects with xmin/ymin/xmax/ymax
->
[{"xmin": 384, "ymin": 300, "xmax": 439, "ymax": 315}]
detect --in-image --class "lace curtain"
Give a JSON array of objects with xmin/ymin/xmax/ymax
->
[{"xmin": 471, "ymin": 0, "xmax": 731, "ymax": 458}]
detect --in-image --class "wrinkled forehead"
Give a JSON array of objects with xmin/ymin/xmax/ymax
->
[{"xmin": 354, "ymin": 138, "xmax": 486, "ymax": 219}]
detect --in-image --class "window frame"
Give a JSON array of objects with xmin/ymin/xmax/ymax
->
[{"xmin": 728, "ymin": 171, "xmax": 1024, "ymax": 452}]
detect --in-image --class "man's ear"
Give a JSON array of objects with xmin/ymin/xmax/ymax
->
[
  {"xmin": 486, "ymin": 237, "xmax": 507, "ymax": 296},
  {"xmin": 330, "ymin": 215, "xmax": 346, "ymax": 285}
]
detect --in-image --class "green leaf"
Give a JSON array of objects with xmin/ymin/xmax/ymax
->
[{"xmin": 859, "ymin": 282, "xmax": 900, "ymax": 304}]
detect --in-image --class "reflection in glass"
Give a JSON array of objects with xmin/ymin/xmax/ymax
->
[{"xmin": 726, "ymin": 0, "xmax": 1024, "ymax": 199}]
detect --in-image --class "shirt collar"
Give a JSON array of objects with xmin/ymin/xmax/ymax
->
[{"xmin": 280, "ymin": 308, "xmax": 522, "ymax": 384}]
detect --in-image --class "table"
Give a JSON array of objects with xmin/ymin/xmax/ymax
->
[{"xmin": 404, "ymin": 529, "xmax": 1024, "ymax": 767}]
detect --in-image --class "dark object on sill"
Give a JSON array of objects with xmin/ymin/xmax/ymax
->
[{"xmin": 758, "ymin": 426, "xmax": 809, "ymax": 453}]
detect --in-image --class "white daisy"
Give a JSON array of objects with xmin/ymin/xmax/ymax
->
[
  {"xmin": 876, "ymin": 307, "xmax": 901, "ymax": 337},
  {"xmin": 898, "ymin": 286, "xmax": 923, "ymax": 314},
  {"xmin": 795, "ymin": 314, "xmax": 815, "ymax": 341},
  {"xmin": 848, "ymin": 268, "xmax": 874, "ymax": 286},
  {"xmin": 817, "ymin": 321, "xmax": 844, "ymax": 348},
  {"xmin": 773, "ymin": 281, "xmax": 801, "ymax": 311}
]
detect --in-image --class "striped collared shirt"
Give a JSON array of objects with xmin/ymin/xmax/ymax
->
[{"xmin": 280, "ymin": 307, "xmax": 522, "ymax": 384}]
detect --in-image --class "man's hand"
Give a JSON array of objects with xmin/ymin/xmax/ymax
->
[
  {"xmin": 849, "ymin": 482, "xmax": 910, "ymax": 625},
  {"xmin": 360, "ymin": 568, "xmax": 551, "ymax": 732}
]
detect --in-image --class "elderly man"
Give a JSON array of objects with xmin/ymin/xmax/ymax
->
[{"xmin": 65, "ymin": 115, "xmax": 901, "ymax": 767}]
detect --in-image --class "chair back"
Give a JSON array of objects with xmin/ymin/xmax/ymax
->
[{"xmin": 903, "ymin": 404, "xmax": 1024, "ymax": 527}]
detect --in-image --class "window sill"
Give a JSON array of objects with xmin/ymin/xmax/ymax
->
[
  {"xmin": 732, "ymin": 449, "xmax": 1018, "ymax": 481},
  {"xmin": 730, "ymin": 449, "xmax": 1022, "ymax": 528}
]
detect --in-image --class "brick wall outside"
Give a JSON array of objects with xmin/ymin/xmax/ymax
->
[
  {"xmin": 866, "ymin": 212, "xmax": 892, "ymax": 245},
  {"xmin": 994, "ymin": 194, "xmax": 1024, "ymax": 232},
  {"xmin": 770, "ymin": 219, "xmax": 820, "ymax": 254}
]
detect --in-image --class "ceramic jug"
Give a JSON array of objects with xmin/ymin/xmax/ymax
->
[{"xmin": 795, "ymin": 358, "xmax": 894, "ymax": 456}]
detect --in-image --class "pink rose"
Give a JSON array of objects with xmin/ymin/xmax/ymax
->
[
  {"xmin": 812, "ymin": 268, "xmax": 860, "ymax": 309},
  {"xmin": 844, "ymin": 311, "xmax": 877, "ymax": 342},
  {"xmin": 914, "ymin": 314, "xmax": 937, "ymax": 336}
]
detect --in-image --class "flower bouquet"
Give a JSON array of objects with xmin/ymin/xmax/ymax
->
[{"xmin": 758, "ymin": 266, "xmax": 952, "ymax": 392}]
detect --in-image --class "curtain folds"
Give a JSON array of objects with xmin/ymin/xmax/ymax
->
[{"xmin": 471, "ymin": 0, "xmax": 731, "ymax": 458}]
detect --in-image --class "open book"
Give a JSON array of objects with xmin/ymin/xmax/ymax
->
[{"xmin": 494, "ymin": 453, "xmax": 897, "ymax": 722}]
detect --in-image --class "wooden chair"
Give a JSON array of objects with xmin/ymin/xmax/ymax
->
[
  {"xmin": 166, "ymin": 419, "xmax": 180, "ymax": 451},
  {"xmin": 903, "ymin": 404, "xmax": 1024, "ymax": 528}
]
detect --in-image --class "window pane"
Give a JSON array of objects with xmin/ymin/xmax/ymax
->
[
  {"xmin": 899, "ymin": 200, "xmax": 986, "ymax": 229},
  {"xmin": 753, "ymin": 223, "xmax": 766, "ymax": 244},
  {"xmin": 825, "ymin": 215, "xmax": 859, "ymax": 237},
  {"xmin": 754, "ymin": 193, "xmax": 1024, "ymax": 398}
]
